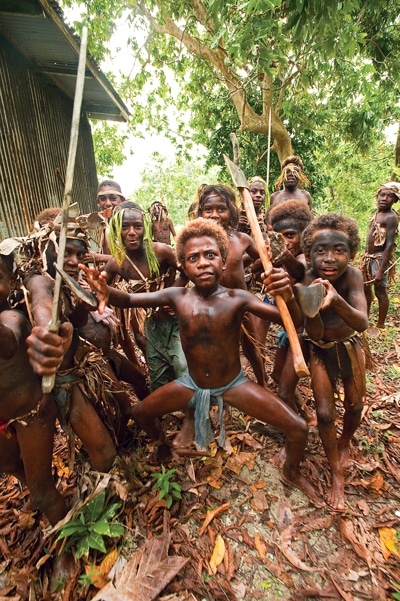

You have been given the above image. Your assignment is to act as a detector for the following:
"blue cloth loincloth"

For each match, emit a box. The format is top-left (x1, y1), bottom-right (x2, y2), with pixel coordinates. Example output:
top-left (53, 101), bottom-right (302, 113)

top-left (175, 369), bottom-right (249, 451)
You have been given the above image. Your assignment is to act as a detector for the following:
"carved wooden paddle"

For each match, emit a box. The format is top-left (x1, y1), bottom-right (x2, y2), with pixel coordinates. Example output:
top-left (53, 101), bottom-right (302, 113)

top-left (224, 155), bottom-right (309, 378)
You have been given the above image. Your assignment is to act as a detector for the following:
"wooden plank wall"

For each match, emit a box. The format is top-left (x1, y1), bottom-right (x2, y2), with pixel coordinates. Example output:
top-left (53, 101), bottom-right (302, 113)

top-left (0, 36), bottom-right (98, 240)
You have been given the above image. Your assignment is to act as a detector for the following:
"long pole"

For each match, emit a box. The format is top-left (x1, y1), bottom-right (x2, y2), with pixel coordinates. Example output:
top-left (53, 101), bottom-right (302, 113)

top-left (266, 106), bottom-right (272, 204)
top-left (42, 26), bottom-right (88, 393)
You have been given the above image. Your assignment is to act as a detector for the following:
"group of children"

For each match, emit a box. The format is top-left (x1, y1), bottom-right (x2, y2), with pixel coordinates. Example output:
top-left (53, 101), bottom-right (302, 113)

top-left (0, 167), bottom-right (398, 533)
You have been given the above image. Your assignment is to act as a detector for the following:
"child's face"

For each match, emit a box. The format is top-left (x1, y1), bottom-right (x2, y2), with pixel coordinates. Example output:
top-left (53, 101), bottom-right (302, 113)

top-left (0, 261), bottom-right (13, 305)
top-left (307, 229), bottom-right (350, 282)
top-left (63, 240), bottom-right (88, 281)
top-left (199, 195), bottom-right (230, 229)
top-left (283, 165), bottom-right (300, 187)
top-left (249, 183), bottom-right (265, 211)
top-left (183, 235), bottom-right (224, 289)
top-left (274, 225), bottom-right (301, 256)
top-left (377, 188), bottom-right (397, 211)
top-left (121, 210), bottom-right (145, 252)
top-left (97, 185), bottom-right (123, 211)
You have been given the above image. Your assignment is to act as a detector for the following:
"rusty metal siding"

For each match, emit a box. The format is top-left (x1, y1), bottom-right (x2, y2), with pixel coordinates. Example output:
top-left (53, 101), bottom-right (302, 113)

top-left (0, 35), bottom-right (98, 240)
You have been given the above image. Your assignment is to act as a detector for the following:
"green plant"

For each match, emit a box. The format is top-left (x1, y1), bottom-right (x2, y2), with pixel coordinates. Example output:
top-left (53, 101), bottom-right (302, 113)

top-left (261, 576), bottom-right (283, 596)
top-left (56, 489), bottom-right (124, 559)
top-left (151, 465), bottom-right (182, 509)
top-left (51, 575), bottom-right (68, 594)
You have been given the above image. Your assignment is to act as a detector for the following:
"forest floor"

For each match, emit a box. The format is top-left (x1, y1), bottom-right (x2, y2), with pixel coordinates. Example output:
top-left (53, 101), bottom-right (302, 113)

top-left (1, 298), bottom-right (400, 601)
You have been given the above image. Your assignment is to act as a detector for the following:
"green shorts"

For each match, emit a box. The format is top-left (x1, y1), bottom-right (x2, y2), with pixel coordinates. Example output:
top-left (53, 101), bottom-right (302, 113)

top-left (144, 314), bottom-right (187, 390)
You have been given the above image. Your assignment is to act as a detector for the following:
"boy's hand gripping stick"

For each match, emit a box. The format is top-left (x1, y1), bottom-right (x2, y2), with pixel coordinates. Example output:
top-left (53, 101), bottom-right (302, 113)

top-left (224, 155), bottom-right (309, 378)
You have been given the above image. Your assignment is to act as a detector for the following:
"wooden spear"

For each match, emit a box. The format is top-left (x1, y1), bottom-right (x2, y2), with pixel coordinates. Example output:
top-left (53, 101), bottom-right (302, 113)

top-left (224, 155), bottom-right (309, 378)
top-left (42, 26), bottom-right (88, 393)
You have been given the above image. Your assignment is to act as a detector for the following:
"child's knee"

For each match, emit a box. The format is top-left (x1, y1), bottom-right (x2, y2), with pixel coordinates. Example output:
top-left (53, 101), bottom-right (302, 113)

top-left (91, 445), bottom-right (116, 472)
top-left (345, 397), bottom-right (363, 415)
top-left (316, 405), bottom-right (336, 427)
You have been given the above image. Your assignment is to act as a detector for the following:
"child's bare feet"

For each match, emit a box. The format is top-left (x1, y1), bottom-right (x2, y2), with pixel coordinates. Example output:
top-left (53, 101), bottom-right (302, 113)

top-left (326, 473), bottom-right (345, 511)
top-left (282, 467), bottom-right (326, 508)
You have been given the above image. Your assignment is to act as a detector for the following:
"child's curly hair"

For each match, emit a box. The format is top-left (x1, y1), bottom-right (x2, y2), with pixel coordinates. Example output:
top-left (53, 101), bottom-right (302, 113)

top-left (176, 218), bottom-right (229, 266)
top-left (197, 184), bottom-right (239, 229)
top-left (301, 213), bottom-right (360, 259)
top-left (268, 199), bottom-right (312, 233)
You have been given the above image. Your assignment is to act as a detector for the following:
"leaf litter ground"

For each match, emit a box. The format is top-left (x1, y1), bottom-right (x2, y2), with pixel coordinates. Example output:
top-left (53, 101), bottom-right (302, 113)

top-left (1, 303), bottom-right (400, 601)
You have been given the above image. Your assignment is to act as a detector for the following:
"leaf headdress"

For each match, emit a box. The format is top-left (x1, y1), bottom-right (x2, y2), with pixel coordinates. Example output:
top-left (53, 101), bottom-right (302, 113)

top-left (109, 204), bottom-right (160, 276)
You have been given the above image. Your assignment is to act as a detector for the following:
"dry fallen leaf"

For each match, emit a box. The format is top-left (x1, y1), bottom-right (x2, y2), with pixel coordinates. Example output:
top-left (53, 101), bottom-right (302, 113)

top-left (250, 490), bottom-right (269, 511)
top-left (378, 527), bottom-right (400, 560)
top-left (208, 534), bottom-right (225, 575)
top-left (199, 502), bottom-right (230, 536)
top-left (339, 518), bottom-right (373, 568)
top-left (91, 532), bottom-right (188, 601)
top-left (225, 451), bottom-right (256, 475)
top-left (254, 532), bottom-right (267, 559)
top-left (279, 526), bottom-right (320, 572)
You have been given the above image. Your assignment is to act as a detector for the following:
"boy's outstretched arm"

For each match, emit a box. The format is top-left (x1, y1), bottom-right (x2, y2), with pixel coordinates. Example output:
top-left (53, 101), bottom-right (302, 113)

top-left (80, 265), bottom-right (177, 314)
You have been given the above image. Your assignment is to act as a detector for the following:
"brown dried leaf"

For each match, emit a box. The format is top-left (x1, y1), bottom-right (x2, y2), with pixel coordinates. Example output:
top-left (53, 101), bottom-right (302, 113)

top-left (91, 533), bottom-right (188, 601)
top-left (329, 574), bottom-right (354, 601)
top-left (199, 502), bottom-right (230, 536)
top-left (339, 518), bottom-right (373, 568)
top-left (254, 532), bottom-right (267, 559)
top-left (368, 471), bottom-right (384, 491)
top-left (208, 534), bottom-right (225, 575)
top-left (230, 432), bottom-right (263, 450)
top-left (250, 481), bottom-right (267, 491)
top-left (250, 490), bottom-right (269, 511)
top-left (279, 526), bottom-right (320, 572)
top-left (225, 452), bottom-right (256, 475)
top-left (299, 515), bottom-right (334, 533)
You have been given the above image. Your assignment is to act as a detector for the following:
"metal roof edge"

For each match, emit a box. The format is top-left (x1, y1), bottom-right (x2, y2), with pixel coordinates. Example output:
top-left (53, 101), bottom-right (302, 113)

top-left (36, 0), bottom-right (130, 122)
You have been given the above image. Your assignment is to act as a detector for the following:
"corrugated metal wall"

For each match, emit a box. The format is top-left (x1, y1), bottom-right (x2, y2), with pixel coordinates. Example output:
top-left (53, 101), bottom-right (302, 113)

top-left (0, 35), bottom-right (98, 240)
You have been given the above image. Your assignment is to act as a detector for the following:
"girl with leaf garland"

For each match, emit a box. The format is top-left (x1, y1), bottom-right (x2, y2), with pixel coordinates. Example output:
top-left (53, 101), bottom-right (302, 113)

top-left (103, 201), bottom-right (188, 391)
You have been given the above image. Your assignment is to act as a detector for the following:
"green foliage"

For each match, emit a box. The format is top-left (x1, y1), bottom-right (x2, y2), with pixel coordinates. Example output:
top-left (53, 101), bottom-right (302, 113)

top-left (133, 155), bottom-right (221, 227)
top-left (313, 138), bottom-right (396, 242)
top-left (56, 489), bottom-right (124, 559)
top-left (151, 465), bottom-right (182, 509)
top-left (92, 122), bottom-right (128, 178)
top-left (61, 0), bottom-right (399, 227)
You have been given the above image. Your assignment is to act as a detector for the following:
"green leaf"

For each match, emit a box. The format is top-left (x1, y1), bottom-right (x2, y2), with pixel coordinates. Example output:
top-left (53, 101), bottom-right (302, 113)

top-left (109, 523), bottom-right (125, 537)
top-left (87, 531), bottom-right (107, 554)
top-left (76, 536), bottom-right (90, 559)
top-left (101, 502), bottom-right (122, 521)
top-left (84, 490), bottom-right (106, 523)
top-left (92, 518), bottom-right (112, 536)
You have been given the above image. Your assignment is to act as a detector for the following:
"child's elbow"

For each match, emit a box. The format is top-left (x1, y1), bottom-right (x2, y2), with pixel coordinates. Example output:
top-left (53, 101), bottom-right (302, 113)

top-left (358, 316), bottom-right (369, 332)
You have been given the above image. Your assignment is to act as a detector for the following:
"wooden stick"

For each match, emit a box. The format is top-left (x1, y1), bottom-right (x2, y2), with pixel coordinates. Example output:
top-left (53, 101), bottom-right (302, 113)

top-left (224, 155), bottom-right (309, 378)
top-left (42, 26), bottom-right (88, 393)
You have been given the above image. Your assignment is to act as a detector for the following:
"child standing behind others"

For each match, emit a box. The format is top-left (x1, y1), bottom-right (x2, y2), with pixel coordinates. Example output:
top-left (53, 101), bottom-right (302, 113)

top-left (362, 182), bottom-right (399, 335)
top-left (298, 214), bottom-right (369, 511)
